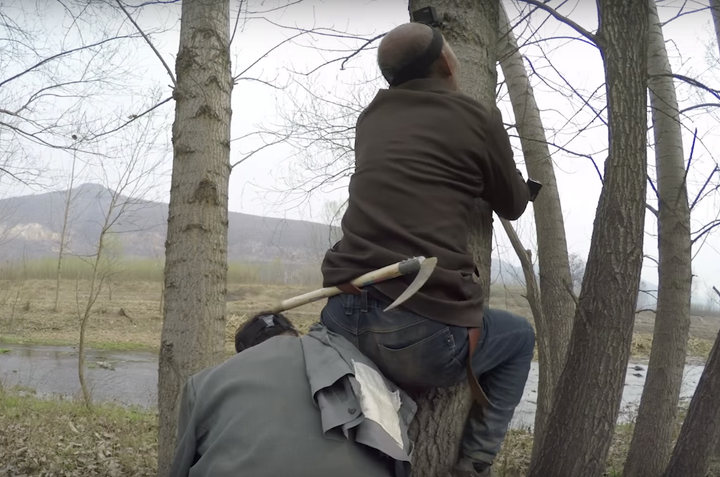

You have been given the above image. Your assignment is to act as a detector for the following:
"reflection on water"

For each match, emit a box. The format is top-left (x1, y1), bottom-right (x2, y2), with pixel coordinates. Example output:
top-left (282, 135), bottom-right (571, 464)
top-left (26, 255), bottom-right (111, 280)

top-left (510, 361), bottom-right (704, 429)
top-left (0, 344), bottom-right (157, 408)
top-left (0, 344), bottom-right (705, 430)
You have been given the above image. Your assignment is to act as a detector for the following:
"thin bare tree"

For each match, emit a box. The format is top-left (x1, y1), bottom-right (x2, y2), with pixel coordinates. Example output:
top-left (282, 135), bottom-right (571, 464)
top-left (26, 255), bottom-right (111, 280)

top-left (76, 113), bottom-right (166, 409)
top-left (497, 4), bottom-right (575, 454)
top-left (54, 138), bottom-right (83, 312)
top-left (527, 0), bottom-right (650, 475)
top-left (661, 285), bottom-right (720, 477)
top-left (623, 1), bottom-right (693, 475)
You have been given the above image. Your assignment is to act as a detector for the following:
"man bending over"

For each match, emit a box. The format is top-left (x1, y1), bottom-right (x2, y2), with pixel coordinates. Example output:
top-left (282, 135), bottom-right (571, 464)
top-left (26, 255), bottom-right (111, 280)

top-left (319, 22), bottom-right (535, 477)
top-left (170, 312), bottom-right (417, 477)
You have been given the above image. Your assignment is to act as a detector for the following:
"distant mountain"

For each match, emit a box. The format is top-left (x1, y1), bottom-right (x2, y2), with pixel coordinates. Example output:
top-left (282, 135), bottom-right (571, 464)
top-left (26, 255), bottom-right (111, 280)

top-left (0, 183), bottom-right (526, 283)
top-left (0, 183), bottom-right (338, 264)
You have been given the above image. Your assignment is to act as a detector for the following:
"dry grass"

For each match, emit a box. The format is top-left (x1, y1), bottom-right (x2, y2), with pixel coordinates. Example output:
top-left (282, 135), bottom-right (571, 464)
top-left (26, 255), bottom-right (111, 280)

top-left (494, 406), bottom-right (720, 477)
top-left (0, 390), bottom-right (157, 476)
top-left (4, 390), bottom-right (718, 477)
top-left (0, 279), bottom-right (325, 355)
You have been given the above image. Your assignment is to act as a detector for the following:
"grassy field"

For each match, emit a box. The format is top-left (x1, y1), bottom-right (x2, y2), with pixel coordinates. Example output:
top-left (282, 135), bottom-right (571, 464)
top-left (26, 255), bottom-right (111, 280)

top-left (1, 268), bottom-right (718, 359)
top-left (1, 260), bottom-right (719, 475)
top-left (2, 390), bottom-right (718, 477)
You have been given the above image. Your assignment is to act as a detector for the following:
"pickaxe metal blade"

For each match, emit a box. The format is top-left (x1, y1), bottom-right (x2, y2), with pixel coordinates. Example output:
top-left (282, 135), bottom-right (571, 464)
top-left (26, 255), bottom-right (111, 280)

top-left (268, 256), bottom-right (437, 314)
top-left (384, 256), bottom-right (437, 312)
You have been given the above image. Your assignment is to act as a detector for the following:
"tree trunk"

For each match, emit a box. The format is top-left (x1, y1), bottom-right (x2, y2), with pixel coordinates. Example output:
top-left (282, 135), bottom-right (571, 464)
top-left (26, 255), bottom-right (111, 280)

top-left (527, 1), bottom-right (649, 476)
top-left (623, 2), bottom-right (692, 476)
top-left (55, 151), bottom-right (77, 313)
top-left (156, 1), bottom-right (232, 475)
top-left (497, 4), bottom-right (575, 453)
top-left (406, 1), bottom-right (498, 476)
top-left (711, 0), bottom-right (720, 56)
top-left (78, 231), bottom-right (104, 410)
top-left (662, 329), bottom-right (720, 477)
top-left (78, 192), bottom-right (119, 410)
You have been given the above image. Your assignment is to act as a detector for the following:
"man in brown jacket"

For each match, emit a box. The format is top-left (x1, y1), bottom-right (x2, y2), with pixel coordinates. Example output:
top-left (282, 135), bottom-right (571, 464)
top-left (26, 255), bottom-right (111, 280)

top-left (319, 22), bottom-right (535, 477)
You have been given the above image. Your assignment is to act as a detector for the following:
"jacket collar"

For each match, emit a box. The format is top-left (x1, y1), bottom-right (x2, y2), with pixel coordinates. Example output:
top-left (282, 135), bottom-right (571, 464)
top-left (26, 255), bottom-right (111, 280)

top-left (391, 77), bottom-right (455, 93)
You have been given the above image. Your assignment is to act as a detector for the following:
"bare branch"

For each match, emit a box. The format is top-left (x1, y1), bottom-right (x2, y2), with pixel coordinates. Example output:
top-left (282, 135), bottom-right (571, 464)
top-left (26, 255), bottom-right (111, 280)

top-left (679, 102), bottom-right (720, 114)
top-left (646, 204), bottom-right (659, 218)
top-left (691, 220), bottom-right (720, 244)
top-left (231, 132), bottom-right (292, 169)
top-left (0, 34), bottom-right (138, 89)
top-left (86, 96), bottom-right (173, 141)
top-left (656, 73), bottom-right (720, 101)
top-left (340, 33), bottom-right (386, 70)
top-left (114, 0), bottom-right (176, 86)
top-left (229, 0), bottom-right (246, 47)
top-left (516, 0), bottom-right (598, 44)
top-left (647, 173), bottom-right (659, 199)
top-left (636, 308), bottom-right (657, 315)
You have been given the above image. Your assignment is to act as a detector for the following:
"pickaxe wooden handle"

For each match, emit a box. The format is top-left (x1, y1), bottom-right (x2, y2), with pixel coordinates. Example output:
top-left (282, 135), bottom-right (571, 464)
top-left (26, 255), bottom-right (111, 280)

top-left (268, 256), bottom-right (438, 314)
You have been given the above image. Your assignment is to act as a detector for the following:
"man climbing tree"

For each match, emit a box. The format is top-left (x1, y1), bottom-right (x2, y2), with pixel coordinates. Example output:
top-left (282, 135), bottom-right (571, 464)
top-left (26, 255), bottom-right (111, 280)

top-left (319, 21), bottom-right (537, 477)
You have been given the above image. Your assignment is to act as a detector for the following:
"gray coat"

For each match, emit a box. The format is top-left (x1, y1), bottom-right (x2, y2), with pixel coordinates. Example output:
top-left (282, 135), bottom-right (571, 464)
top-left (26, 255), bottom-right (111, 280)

top-left (170, 324), bottom-right (417, 477)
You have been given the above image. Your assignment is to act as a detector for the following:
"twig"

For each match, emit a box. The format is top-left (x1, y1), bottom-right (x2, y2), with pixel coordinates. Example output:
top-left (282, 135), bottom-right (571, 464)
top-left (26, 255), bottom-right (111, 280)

top-left (340, 33), bottom-right (386, 70)
top-left (636, 308), bottom-right (656, 315)
top-left (647, 174), bottom-right (659, 199)
top-left (87, 96), bottom-right (172, 140)
top-left (690, 165), bottom-right (719, 211)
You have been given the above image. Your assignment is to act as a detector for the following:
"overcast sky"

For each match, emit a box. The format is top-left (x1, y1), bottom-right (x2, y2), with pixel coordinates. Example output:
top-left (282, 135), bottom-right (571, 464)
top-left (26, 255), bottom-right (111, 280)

top-left (3, 0), bottom-right (719, 299)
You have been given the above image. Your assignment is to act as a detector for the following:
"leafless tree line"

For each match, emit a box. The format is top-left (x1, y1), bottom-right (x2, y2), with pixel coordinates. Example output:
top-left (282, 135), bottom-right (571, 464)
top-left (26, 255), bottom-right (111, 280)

top-left (3, 1), bottom-right (720, 477)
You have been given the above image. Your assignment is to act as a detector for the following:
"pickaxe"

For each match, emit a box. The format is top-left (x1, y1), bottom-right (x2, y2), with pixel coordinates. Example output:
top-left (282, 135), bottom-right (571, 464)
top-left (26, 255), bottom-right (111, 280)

top-left (268, 256), bottom-right (438, 314)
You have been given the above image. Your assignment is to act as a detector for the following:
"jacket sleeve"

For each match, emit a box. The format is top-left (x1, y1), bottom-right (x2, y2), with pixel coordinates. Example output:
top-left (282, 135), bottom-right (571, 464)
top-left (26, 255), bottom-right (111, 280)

top-left (169, 377), bottom-right (198, 477)
top-left (480, 106), bottom-right (530, 221)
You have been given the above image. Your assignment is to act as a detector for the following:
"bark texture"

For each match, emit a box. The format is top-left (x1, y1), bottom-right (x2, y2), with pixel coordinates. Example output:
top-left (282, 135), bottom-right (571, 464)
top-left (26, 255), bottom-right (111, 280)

top-left (712, 0), bottom-right (720, 56)
top-left (662, 329), bottom-right (720, 477)
top-left (156, 1), bottom-right (232, 475)
top-left (623, 2), bottom-right (692, 476)
top-left (406, 1), bottom-right (499, 475)
top-left (527, 1), bottom-right (649, 476)
top-left (497, 4), bottom-right (574, 452)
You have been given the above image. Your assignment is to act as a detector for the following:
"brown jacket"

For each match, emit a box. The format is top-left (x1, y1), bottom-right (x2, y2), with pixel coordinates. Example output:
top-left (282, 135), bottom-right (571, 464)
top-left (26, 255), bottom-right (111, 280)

top-left (321, 78), bottom-right (529, 328)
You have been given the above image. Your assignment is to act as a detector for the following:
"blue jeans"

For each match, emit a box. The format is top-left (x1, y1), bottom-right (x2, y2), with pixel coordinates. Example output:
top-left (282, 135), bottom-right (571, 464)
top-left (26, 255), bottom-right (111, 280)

top-left (320, 291), bottom-right (535, 464)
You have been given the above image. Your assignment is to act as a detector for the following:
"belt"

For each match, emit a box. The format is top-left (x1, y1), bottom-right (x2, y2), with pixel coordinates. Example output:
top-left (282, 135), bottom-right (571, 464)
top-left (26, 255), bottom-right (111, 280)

top-left (467, 327), bottom-right (490, 407)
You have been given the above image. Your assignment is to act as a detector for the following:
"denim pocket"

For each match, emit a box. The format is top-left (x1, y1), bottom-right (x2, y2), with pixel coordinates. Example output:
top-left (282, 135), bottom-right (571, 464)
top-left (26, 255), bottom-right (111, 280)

top-left (374, 326), bottom-right (463, 389)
